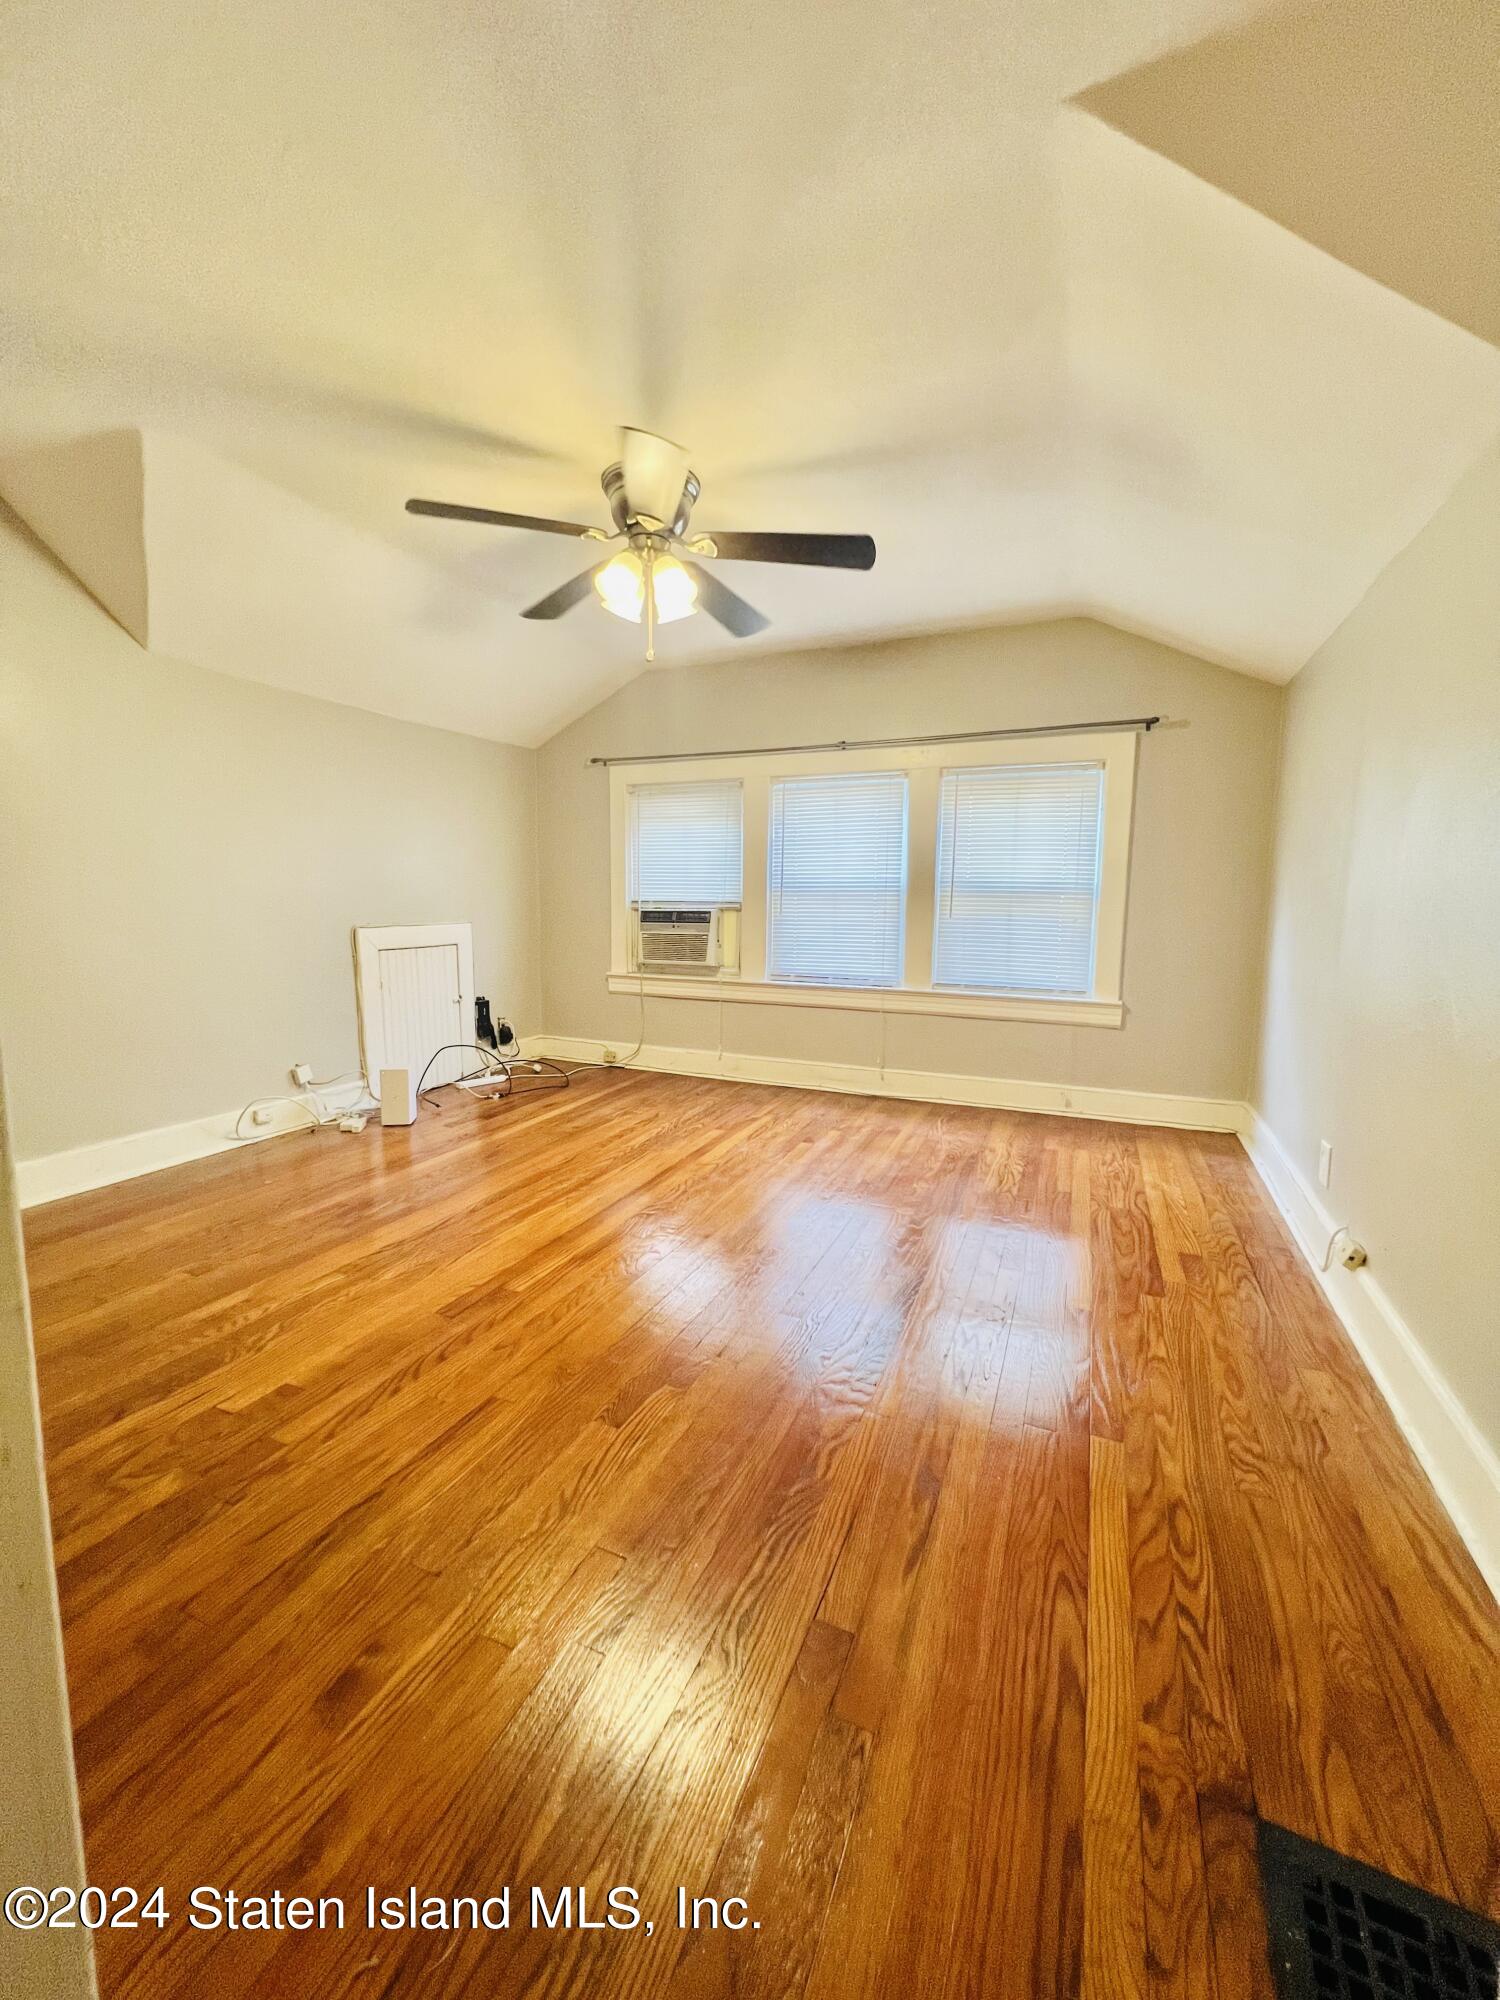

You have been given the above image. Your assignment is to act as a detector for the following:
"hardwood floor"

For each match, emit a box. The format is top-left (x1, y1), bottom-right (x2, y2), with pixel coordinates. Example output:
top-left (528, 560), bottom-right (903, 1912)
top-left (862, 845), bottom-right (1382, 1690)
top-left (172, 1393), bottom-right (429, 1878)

top-left (23, 1072), bottom-right (1499, 1998)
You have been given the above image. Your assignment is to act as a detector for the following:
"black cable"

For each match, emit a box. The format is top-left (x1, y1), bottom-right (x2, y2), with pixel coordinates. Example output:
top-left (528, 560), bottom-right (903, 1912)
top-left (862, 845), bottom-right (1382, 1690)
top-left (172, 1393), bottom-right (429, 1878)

top-left (501, 1062), bottom-right (572, 1096)
top-left (413, 1042), bottom-right (511, 1106)
top-left (412, 1043), bottom-right (573, 1113)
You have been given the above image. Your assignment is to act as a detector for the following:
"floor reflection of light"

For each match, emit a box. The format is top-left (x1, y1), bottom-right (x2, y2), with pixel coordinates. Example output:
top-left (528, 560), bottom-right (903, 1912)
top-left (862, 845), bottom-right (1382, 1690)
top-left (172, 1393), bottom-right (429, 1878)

top-left (616, 1193), bottom-right (1092, 1419)
top-left (911, 1214), bottom-right (1092, 1426)
top-left (613, 1223), bottom-right (730, 1311)
top-left (560, 1618), bottom-right (727, 1804)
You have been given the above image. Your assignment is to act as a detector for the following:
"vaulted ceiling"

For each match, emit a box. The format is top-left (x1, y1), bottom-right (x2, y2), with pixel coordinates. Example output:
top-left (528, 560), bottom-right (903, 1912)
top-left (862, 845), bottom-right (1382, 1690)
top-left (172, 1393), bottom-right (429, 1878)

top-left (3, 0), bottom-right (1497, 745)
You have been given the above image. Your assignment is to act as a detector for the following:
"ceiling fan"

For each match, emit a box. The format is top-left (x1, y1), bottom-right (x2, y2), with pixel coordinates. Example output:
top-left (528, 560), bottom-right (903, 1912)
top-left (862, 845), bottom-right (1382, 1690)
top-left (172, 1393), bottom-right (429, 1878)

top-left (406, 427), bottom-right (876, 661)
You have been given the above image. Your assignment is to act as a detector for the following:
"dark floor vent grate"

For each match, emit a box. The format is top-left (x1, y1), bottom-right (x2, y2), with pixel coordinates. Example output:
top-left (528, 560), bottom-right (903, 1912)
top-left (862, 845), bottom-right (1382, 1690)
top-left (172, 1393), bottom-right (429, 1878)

top-left (1258, 1821), bottom-right (1500, 2000)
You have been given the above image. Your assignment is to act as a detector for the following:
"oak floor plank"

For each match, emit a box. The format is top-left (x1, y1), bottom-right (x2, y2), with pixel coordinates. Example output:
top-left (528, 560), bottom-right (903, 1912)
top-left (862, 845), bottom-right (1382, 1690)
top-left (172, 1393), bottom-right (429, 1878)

top-left (1083, 1435), bottom-right (1148, 2000)
top-left (955, 1421), bottom-right (1088, 2000)
top-left (1085, 1128), bottom-right (1161, 1440)
top-left (670, 1618), bottom-right (854, 2000)
top-left (1125, 1389), bottom-right (1217, 2000)
top-left (704, 1703), bottom-right (870, 2000)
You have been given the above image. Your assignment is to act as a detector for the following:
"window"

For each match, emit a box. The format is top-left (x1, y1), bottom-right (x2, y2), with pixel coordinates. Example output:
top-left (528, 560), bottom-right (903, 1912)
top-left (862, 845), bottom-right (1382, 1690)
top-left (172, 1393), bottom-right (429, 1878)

top-left (932, 762), bottom-right (1104, 995)
top-left (608, 730), bottom-right (1134, 1027)
top-left (767, 772), bottom-right (907, 987)
top-left (629, 780), bottom-right (743, 905)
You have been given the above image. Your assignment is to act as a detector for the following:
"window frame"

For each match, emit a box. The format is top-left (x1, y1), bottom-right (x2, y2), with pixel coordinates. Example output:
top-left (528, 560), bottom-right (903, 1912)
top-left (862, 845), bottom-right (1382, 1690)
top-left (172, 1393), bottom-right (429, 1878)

top-left (607, 731), bottom-right (1137, 1028)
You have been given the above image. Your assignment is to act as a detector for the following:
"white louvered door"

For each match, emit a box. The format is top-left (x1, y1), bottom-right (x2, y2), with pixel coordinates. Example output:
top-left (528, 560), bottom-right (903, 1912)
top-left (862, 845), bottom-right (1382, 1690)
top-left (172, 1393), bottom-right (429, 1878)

top-left (378, 945), bottom-right (464, 1088)
top-left (353, 924), bottom-right (475, 1093)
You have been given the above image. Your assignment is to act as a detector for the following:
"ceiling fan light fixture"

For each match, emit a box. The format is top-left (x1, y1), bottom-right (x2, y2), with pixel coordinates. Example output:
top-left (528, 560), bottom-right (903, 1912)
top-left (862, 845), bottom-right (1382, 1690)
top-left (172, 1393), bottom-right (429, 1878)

top-left (410, 426), bottom-right (873, 646)
top-left (593, 549), bottom-right (698, 626)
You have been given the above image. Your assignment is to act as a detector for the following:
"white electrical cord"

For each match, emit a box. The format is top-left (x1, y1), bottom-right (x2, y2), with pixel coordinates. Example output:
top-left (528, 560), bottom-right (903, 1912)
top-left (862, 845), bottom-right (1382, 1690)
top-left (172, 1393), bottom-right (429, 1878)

top-left (515, 974), bottom-right (648, 1076)
top-left (231, 1096), bottom-right (336, 1142)
top-left (1314, 1223), bottom-right (1357, 1272)
top-left (232, 1074), bottom-right (377, 1142)
top-left (304, 1078), bottom-right (378, 1123)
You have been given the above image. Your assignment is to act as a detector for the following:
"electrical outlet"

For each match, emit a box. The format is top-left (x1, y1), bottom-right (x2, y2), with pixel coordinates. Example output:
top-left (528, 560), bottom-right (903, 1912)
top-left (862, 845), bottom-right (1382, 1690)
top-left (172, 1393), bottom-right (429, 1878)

top-left (602, 1046), bottom-right (619, 1065)
top-left (1317, 1139), bottom-right (1333, 1189)
top-left (291, 1062), bottom-right (313, 1089)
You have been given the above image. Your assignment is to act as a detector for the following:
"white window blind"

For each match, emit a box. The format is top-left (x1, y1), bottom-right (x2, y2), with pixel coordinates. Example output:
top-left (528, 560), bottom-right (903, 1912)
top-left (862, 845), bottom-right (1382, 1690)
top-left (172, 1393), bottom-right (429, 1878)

top-left (932, 762), bottom-right (1104, 996)
top-left (767, 772), bottom-right (908, 987)
top-left (629, 780), bottom-right (743, 905)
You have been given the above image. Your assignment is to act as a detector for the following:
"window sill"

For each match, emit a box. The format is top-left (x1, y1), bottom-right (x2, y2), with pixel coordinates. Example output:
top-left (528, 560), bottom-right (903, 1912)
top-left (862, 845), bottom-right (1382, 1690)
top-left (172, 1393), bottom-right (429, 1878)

top-left (606, 972), bottom-right (1123, 1029)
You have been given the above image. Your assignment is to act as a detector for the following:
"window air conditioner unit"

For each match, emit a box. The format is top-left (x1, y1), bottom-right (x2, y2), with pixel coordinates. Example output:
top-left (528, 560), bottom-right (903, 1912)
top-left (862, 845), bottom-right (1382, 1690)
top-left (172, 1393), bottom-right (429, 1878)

top-left (634, 906), bottom-right (728, 972)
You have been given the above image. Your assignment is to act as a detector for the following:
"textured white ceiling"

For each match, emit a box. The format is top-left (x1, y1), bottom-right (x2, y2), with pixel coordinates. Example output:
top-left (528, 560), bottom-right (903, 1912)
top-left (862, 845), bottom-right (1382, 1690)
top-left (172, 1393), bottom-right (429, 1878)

top-left (2, 0), bottom-right (1497, 744)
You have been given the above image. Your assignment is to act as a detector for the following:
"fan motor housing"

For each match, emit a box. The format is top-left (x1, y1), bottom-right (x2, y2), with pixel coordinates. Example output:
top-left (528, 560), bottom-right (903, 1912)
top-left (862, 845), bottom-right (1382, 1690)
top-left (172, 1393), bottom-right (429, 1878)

top-left (602, 461), bottom-right (700, 537)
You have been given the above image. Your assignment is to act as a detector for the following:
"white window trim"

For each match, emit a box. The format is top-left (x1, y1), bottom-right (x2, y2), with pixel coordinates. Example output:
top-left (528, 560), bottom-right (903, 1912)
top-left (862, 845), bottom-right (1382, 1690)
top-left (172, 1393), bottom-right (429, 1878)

top-left (607, 732), bottom-right (1137, 1029)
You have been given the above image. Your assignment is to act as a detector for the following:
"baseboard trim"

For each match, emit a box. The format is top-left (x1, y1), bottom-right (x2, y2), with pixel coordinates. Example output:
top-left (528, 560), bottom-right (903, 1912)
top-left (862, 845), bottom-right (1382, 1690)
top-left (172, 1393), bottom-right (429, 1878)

top-left (528, 1033), bottom-right (1248, 1133)
top-left (1241, 1110), bottom-right (1499, 1604)
top-left (18, 1097), bottom-right (335, 1210)
top-left (17, 1050), bottom-right (1243, 1209)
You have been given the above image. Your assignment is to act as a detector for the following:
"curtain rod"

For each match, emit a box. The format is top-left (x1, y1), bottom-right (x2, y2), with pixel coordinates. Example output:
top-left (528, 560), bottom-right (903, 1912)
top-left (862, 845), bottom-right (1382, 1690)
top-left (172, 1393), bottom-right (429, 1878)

top-left (588, 715), bottom-right (1161, 767)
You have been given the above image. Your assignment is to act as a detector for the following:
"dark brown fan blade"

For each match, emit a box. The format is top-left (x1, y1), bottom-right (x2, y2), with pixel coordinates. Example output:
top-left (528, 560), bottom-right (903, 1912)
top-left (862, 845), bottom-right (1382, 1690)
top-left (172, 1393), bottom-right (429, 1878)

top-left (698, 530), bottom-right (875, 570)
top-left (682, 562), bottom-right (770, 638)
top-left (520, 565), bottom-right (604, 620)
top-left (407, 497), bottom-right (600, 538)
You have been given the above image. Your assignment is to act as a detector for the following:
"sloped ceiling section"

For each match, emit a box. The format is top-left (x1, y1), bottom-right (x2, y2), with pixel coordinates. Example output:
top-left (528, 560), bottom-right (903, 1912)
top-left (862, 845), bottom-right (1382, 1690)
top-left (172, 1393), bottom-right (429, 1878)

top-left (137, 436), bottom-right (620, 746)
top-left (1, 430), bottom-right (149, 646)
top-left (1056, 111), bottom-right (1500, 680)
top-left (1, 431), bottom-right (642, 744)
top-left (1078, 0), bottom-right (1500, 350)
top-left (1, 0), bottom-right (1497, 746)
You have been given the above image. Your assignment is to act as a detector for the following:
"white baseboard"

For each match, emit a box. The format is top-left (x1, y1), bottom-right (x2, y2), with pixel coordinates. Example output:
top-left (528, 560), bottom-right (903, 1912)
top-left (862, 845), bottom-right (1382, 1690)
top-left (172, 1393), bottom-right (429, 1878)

top-left (1241, 1111), bottom-right (1499, 1604)
top-left (16, 1092), bottom-right (356, 1210)
top-left (527, 1033), bottom-right (1248, 1133)
top-left (17, 1041), bottom-right (1243, 1211)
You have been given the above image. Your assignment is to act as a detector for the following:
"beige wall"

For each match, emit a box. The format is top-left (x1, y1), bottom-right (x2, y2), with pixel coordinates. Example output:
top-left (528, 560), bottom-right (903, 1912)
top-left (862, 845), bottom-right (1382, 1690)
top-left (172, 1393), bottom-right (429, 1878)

top-left (1254, 439), bottom-right (1500, 1455)
top-left (0, 1050), bottom-right (94, 1998)
top-left (536, 619), bottom-right (1283, 1102)
top-left (0, 506), bottom-right (539, 1163)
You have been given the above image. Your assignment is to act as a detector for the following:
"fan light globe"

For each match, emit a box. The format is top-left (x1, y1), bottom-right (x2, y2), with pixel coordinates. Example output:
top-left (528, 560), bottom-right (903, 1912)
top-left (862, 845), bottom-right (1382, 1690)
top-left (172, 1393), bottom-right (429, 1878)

top-left (650, 554), bottom-right (698, 622)
top-left (594, 551), bottom-right (645, 621)
top-left (593, 550), bottom-right (698, 626)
